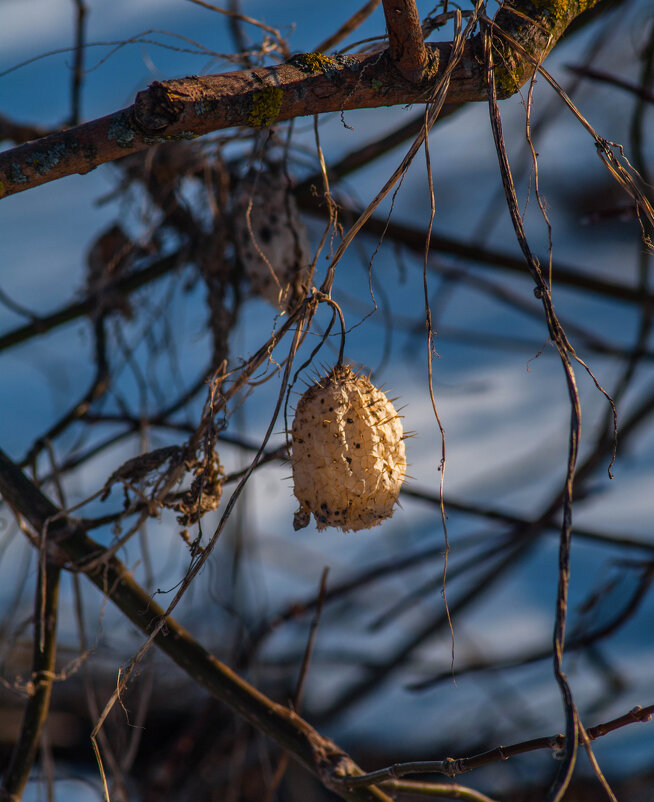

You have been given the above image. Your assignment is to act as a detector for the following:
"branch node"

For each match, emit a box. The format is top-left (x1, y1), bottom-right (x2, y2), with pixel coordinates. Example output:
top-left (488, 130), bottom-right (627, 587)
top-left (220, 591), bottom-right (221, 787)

top-left (134, 81), bottom-right (187, 132)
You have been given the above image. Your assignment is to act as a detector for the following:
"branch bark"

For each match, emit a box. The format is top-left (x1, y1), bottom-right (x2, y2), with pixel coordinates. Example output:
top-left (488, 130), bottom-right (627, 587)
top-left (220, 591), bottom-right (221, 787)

top-left (382, 0), bottom-right (431, 83)
top-left (0, 0), bottom-right (600, 199)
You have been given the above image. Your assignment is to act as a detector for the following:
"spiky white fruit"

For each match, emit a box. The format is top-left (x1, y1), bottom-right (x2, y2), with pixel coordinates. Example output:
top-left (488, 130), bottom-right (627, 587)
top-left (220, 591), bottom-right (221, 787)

top-left (233, 169), bottom-right (310, 311)
top-left (291, 365), bottom-right (406, 532)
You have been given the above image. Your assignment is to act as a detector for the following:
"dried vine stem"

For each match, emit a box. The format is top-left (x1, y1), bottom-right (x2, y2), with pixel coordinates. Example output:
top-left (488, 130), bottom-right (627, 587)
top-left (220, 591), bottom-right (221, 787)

top-left (0, 0), bottom-right (603, 198)
top-left (484, 22), bottom-right (585, 802)
top-left (484, 15), bottom-right (654, 233)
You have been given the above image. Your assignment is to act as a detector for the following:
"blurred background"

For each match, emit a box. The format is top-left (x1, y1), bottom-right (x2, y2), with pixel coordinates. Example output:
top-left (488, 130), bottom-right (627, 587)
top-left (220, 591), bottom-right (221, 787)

top-left (1, 0), bottom-right (654, 799)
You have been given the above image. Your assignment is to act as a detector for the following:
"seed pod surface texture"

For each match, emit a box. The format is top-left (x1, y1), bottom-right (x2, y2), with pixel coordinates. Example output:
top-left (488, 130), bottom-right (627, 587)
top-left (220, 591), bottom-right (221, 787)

top-left (291, 365), bottom-right (406, 532)
top-left (233, 169), bottom-right (310, 311)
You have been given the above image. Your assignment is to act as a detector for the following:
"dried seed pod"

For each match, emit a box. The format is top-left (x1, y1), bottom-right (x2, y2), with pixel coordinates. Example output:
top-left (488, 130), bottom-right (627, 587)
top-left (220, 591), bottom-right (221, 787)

top-left (291, 365), bottom-right (406, 532)
top-left (233, 168), bottom-right (310, 311)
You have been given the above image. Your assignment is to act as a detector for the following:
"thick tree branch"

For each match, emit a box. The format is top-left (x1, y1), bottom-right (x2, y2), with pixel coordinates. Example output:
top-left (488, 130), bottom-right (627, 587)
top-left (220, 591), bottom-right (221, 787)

top-left (0, 0), bottom-right (599, 199)
top-left (0, 449), bottom-right (390, 802)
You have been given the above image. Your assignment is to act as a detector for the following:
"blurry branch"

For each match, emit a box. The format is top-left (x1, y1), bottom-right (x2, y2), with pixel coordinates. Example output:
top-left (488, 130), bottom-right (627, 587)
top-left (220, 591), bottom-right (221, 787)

top-left (315, 0), bottom-right (382, 54)
top-left (186, 0), bottom-right (290, 58)
top-left (420, 324), bottom-right (654, 360)
top-left (379, 781), bottom-right (498, 801)
top-left (0, 0), bottom-right (601, 198)
top-left (310, 375), bottom-right (654, 722)
top-left (567, 64), bottom-right (654, 104)
top-left (0, 448), bottom-right (392, 802)
top-left (69, 0), bottom-right (88, 126)
top-left (294, 105), bottom-right (461, 189)
top-left (4, 193), bottom-right (650, 365)
top-left (0, 248), bottom-right (186, 353)
top-left (299, 200), bottom-right (654, 307)
top-left (22, 317), bottom-right (109, 468)
top-left (425, 265), bottom-right (618, 353)
top-left (412, 563), bottom-right (654, 689)
top-left (403, 485), bottom-right (654, 554)
top-left (0, 559), bottom-right (61, 802)
top-left (314, 540), bottom-right (529, 724)
top-left (267, 567), bottom-right (330, 800)
top-left (340, 703), bottom-right (654, 789)
top-left (248, 505), bottom-right (654, 659)
top-left (0, 113), bottom-right (50, 145)
top-left (24, 368), bottom-right (211, 486)
top-left (0, 198), bottom-right (654, 358)
top-left (247, 539), bottom-right (482, 655)
top-left (225, 0), bottom-right (252, 67)
top-left (2, 215), bottom-right (651, 369)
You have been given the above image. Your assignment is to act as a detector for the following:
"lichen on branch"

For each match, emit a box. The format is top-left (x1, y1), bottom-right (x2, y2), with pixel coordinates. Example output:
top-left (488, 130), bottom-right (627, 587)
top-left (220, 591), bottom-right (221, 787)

top-left (0, 0), bottom-right (601, 198)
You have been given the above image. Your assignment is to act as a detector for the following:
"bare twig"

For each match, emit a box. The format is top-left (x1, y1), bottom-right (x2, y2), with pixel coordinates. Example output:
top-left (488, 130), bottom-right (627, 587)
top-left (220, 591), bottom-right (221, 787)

top-left (297, 200), bottom-right (654, 307)
top-left (0, 113), bottom-right (50, 144)
top-left (22, 316), bottom-right (109, 468)
top-left (340, 703), bottom-right (654, 788)
top-left (567, 63), bottom-right (654, 104)
top-left (267, 567), bottom-right (330, 801)
top-left (316, 0), bottom-right (383, 54)
top-left (185, 0), bottom-right (290, 58)
top-left (411, 563), bottom-right (654, 688)
top-left (69, 0), bottom-right (88, 126)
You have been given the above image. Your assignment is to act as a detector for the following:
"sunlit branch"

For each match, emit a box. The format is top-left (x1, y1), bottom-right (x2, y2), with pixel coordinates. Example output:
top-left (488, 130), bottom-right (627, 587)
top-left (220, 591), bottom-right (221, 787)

top-left (0, 0), bottom-right (601, 198)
